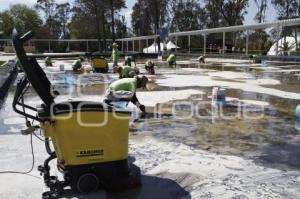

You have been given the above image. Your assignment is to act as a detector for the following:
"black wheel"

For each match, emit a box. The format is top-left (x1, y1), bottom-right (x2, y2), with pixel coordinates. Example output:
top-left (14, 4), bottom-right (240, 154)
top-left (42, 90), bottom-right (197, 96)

top-left (76, 173), bottom-right (99, 193)
top-left (100, 66), bottom-right (109, 73)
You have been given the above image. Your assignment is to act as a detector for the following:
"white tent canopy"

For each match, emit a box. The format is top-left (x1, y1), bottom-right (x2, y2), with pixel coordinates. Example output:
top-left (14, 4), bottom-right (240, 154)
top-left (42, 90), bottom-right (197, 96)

top-left (166, 41), bottom-right (179, 49)
top-left (268, 36), bottom-right (299, 56)
top-left (143, 41), bottom-right (180, 53)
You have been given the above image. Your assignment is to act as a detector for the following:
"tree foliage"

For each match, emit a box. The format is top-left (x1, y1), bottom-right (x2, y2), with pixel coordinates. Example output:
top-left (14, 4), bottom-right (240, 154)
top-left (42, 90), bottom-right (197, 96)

top-left (0, 4), bottom-right (42, 37)
top-left (131, 0), bottom-right (153, 36)
top-left (254, 0), bottom-right (267, 23)
top-left (131, 0), bottom-right (171, 35)
top-left (271, 0), bottom-right (297, 19)
top-left (69, 0), bottom-right (125, 50)
top-left (55, 3), bottom-right (71, 39)
top-left (170, 0), bottom-right (206, 32)
top-left (204, 0), bottom-right (249, 27)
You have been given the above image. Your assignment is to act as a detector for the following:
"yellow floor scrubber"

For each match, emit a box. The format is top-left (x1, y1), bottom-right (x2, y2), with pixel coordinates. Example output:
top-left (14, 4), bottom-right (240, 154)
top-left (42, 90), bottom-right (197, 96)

top-left (89, 52), bottom-right (109, 73)
top-left (12, 30), bottom-right (141, 199)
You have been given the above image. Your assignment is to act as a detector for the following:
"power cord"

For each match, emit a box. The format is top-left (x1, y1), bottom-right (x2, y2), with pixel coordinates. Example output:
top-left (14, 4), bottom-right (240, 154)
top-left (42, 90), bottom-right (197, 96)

top-left (0, 133), bottom-right (35, 175)
top-left (33, 129), bottom-right (46, 142)
top-left (0, 81), bottom-right (39, 176)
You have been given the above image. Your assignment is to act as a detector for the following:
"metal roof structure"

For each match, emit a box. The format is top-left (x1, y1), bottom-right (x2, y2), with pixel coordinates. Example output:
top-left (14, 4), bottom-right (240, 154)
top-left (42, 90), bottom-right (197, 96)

top-left (1, 18), bottom-right (300, 56)
top-left (117, 18), bottom-right (300, 41)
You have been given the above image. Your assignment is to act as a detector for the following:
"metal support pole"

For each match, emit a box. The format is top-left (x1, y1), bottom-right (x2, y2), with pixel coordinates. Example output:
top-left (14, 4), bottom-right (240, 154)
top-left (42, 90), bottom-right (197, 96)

top-left (147, 39), bottom-right (149, 54)
top-left (188, 35), bottom-right (191, 54)
top-left (48, 40), bottom-right (51, 53)
top-left (86, 41), bottom-right (89, 52)
top-left (132, 40), bottom-right (135, 52)
top-left (175, 36), bottom-right (178, 52)
top-left (68, 41), bottom-right (70, 52)
top-left (275, 25), bottom-right (282, 56)
top-left (276, 40), bottom-right (279, 56)
top-left (203, 34), bottom-right (207, 55)
top-left (223, 32), bottom-right (226, 54)
top-left (122, 40), bottom-right (124, 52)
top-left (139, 40), bottom-right (141, 53)
top-left (246, 30), bottom-right (249, 56)
top-left (127, 41), bottom-right (129, 52)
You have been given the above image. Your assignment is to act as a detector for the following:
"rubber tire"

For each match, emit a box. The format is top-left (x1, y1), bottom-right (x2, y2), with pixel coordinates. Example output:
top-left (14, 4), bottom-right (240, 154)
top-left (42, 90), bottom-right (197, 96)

top-left (76, 173), bottom-right (100, 193)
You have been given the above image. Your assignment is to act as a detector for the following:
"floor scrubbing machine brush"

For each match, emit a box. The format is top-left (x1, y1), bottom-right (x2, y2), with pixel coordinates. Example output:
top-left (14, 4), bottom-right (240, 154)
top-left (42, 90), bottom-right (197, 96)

top-left (12, 30), bottom-right (141, 199)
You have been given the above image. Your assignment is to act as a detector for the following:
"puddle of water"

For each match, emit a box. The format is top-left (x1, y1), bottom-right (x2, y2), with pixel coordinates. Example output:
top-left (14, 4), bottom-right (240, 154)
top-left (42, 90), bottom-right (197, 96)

top-left (1, 60), bottom-right (300, 171)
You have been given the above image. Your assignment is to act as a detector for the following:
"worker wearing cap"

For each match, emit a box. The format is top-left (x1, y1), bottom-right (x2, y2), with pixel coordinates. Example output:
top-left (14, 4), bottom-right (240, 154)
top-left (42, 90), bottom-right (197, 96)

top-left (72, 57), bottom-right (84, 71)
top-left (112, 43), bottom-right (120, 69)
top-left (45, 57), bottom-right (53, 66)
top-left (167, 53), bottom-right (176, 67)
top-left (104, 76), bottom-right (149, 112)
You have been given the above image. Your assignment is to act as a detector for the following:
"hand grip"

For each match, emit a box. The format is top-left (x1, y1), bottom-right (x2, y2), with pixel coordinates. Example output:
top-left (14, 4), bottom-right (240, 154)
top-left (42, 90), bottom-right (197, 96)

top-left (20, 31), bottom-right (34, 43)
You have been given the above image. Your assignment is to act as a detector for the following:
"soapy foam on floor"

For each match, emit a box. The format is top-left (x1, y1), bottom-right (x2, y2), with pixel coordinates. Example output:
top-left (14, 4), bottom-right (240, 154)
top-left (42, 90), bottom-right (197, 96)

top-left (156, 74), bottom-right (300, 100)
top-left (131, 136), bottom-right (300, 199)
top-left (208, 71), bottom-right (254, 79)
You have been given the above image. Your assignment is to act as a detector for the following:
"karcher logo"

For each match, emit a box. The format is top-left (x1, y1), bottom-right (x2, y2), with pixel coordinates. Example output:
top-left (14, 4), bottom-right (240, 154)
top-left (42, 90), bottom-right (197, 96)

top-left (76, 149), bottom-right (104, 158)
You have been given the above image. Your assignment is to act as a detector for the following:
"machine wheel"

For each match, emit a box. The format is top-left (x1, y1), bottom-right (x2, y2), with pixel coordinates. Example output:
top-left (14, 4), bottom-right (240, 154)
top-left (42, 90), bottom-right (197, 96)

top-left (76, 173), bottom-right (100, 193)
top-left (102, 66), bottom-right (109, 73)
top-left (95, 66), bottom-right (108, 73)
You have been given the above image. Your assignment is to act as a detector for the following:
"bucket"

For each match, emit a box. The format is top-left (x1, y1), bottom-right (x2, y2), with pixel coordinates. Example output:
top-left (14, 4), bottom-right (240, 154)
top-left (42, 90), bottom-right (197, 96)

top-left (295, 119), bottom-right (300, 131)
top-left (59, 64), bottom-right (65, 71)
top-left (296, 105), bottom-right (300, 118)
top-left (63, 74), bottom-right (74, 85)
top-left (261, 60), bottom-right (267, 67)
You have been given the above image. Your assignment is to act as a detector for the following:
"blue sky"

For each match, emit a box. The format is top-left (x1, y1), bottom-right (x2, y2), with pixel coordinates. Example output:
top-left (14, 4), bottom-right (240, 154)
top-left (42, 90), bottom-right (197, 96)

top-left (0, 0), bottom-right (278, 26)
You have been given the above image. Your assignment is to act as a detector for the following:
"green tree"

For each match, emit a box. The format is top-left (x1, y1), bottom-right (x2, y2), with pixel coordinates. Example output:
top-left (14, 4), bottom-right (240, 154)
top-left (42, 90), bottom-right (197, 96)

top-left (254, 0), bottom-right (267, 23)
top-left (0, 4), bottom-right (42, 37)
top-left (131, 0), bottom-right (153, 36)
top-left (70, 0), bottom-right (125, 51)
top-left (204, 0), bottom-right (249, 27)
top-left (55, 3), bottom-right (71, 39)
top-left (272, 0), bottom-right (297, 45)
top-left (108, 0), bottom-right (126, 42)
top-left (131, 0), bottom-right (171, 52)
top-left (249, 30), bottom-right (271, 54)
top-left (171, 0), bottom-right (206, 32)
top-left (35, 0), bottom-right (57, 37)
top-left (204, 0), bottom-right (222, 28)
top-left (271, 0), bottom-right (296, 19)
top-left (115, 15), bottom-right (127, 38)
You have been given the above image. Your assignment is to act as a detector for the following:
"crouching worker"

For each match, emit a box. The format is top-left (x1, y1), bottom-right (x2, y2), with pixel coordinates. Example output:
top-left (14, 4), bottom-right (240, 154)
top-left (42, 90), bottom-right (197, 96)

top-left (117, 65), bottom-right (136, 79)
top-left (145, 60), bottom-right (155, 74)
top-left (198, 55), bottom-right (206, 64)
top-left (104, 76), bottom-right (149, 112)
top-left (72, 57), bottom-right (84, 71)
top-left (45, 57), bottom-right (53, 66)
top-left (167, 53), bottom-right (176, 68)
top-left (125, 56), bottom-right (139, 74)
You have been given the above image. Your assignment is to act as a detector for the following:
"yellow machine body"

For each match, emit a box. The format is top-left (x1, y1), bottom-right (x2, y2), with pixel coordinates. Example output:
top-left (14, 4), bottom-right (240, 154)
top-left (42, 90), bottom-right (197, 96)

top-left (91, 58), bottom-right (108, 69)
top-left (41, 110), bottom-right (130, 166)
